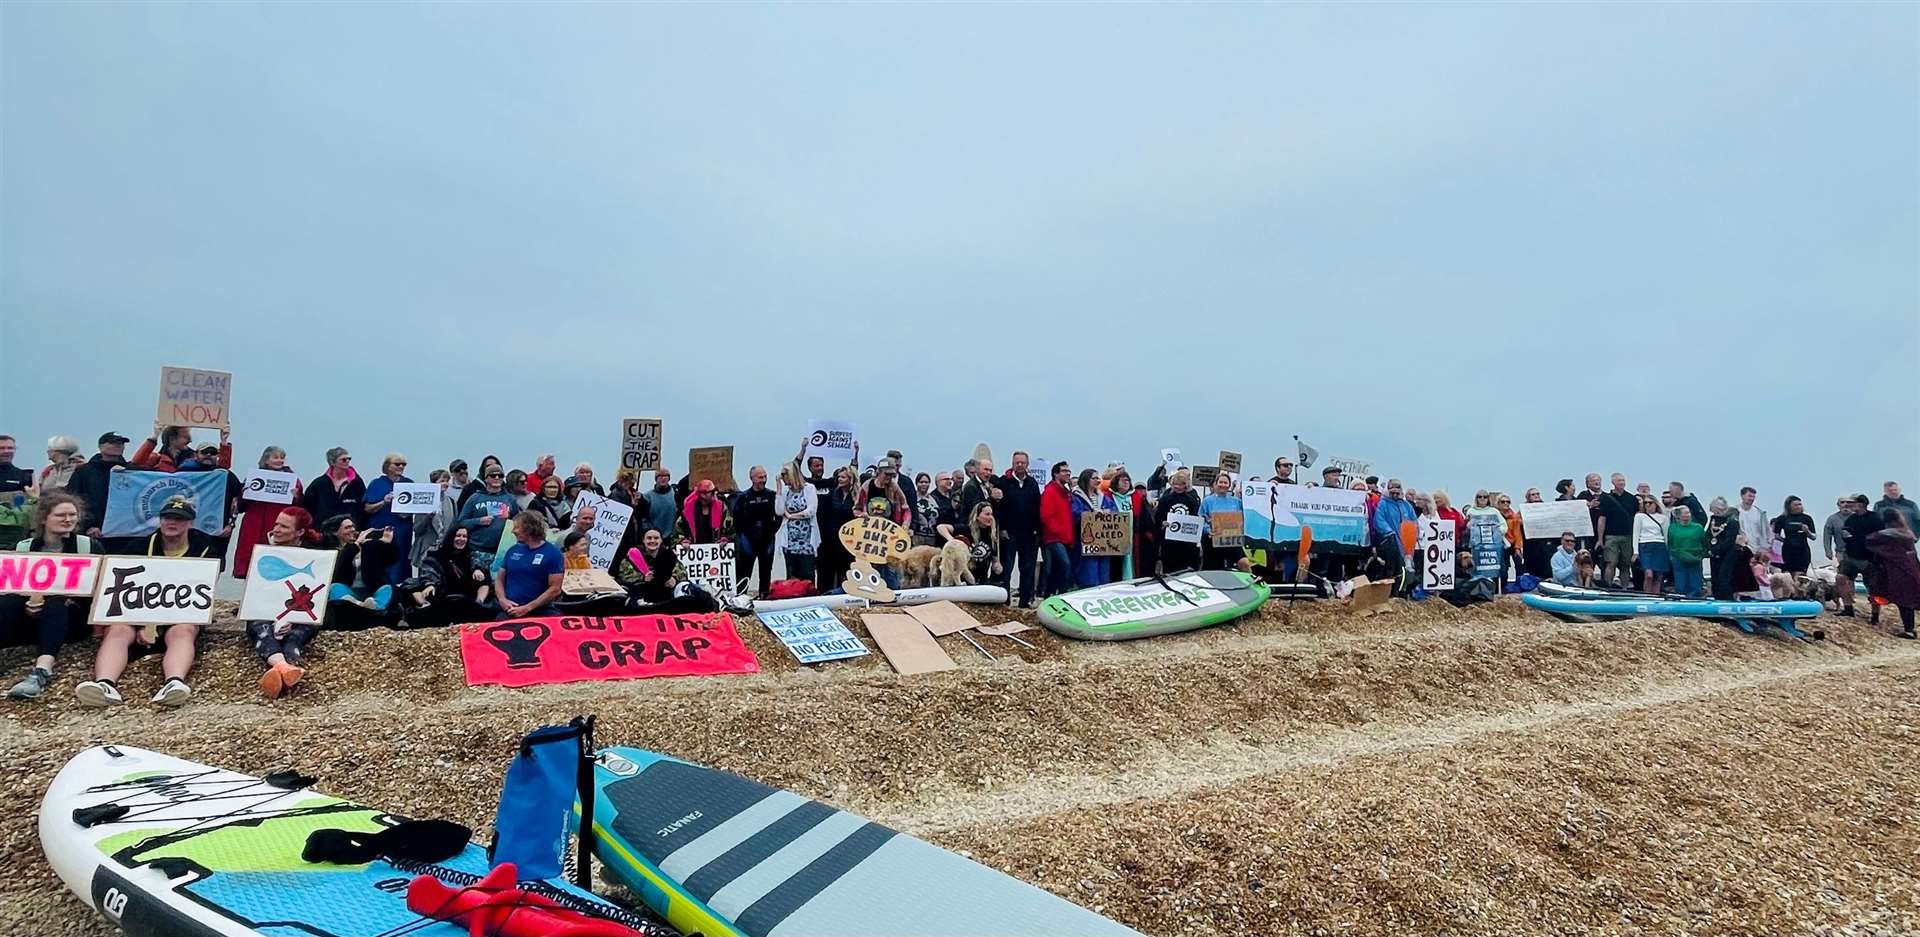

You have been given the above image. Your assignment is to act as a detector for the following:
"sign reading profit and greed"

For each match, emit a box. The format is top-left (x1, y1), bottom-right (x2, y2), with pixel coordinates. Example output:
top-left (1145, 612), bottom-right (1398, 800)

top-left (1080, 511), bottom-right (1130, 557)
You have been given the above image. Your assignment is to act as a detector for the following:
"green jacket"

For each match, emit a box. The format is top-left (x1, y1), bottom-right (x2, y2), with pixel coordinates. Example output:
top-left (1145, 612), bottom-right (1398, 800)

top-left (1667, 520), bottom-right (1707, 563)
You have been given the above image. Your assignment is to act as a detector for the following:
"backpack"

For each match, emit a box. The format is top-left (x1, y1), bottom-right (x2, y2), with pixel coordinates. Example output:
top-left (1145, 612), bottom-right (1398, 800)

top-left (768, 578), bottom-right (816, 600)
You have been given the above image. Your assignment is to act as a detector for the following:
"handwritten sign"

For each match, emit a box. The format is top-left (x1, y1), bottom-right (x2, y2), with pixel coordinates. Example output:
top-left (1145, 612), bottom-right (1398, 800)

top-left (1080, 511), bottom-right (1130, 557)
top-left (1420, 517), bottom-right (1456, 591)
top-left (88, 556), bottom-right (220, 628)
top-left (1217, 451), bottom-right (1243, 476)
top-left (238, 546), bottom-right (337, 627)
top-left (1190, 465), bottom-right (1220, 490)
top-left (0, 552), bottom-right (102, 597)
top-left (839, 516), bottom-right (912, 565)
top-left (675, 541), bottom-right (738, 596)
top-left (1327, 456), bottom-right (1373, 481)
top-left (391, 482), bottom-right (440, 514)
top-left (460, 614), bottom-right (760, 688)
top-left (241, 469), bottom-right (298, 505)
top-left (805, 419), bottom-right (858, 465)
top-left (759, 605), bottom-right (869, 664)
top-left (622, 419), bottom-right (662, 472)
top-left (1163, 511), bottom-right (1203, 544)
top-left (689, 446), bottom-right (737, 491)
top-left (1210, 511), bottom-right (1245, 548)
top-left (573, 492), bottom-right (634, 570)
top-left (157, 366), bottom-right (232, 429)
top-left (1518, 500), bottom-right (1595, 539)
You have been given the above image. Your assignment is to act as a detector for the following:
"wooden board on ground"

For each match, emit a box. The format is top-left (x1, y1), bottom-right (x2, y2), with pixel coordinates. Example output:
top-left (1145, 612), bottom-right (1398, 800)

top-left (903, 600), bottom-right (981, 637)
top-left (1349, 579), bottom-right (1394, 616)
top-left (976, 621), bottom-right (1033, 637)
top-left (862, 613), bottom-right (957, 675)
top-left (1080, 511), bottom-right (1130, 557)
top-left (688, 446), bottom-right (737, 491)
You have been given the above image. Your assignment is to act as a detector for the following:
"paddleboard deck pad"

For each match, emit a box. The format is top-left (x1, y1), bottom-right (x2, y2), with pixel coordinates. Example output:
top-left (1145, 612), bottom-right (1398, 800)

top-left (40, 744), bottom-right (649, 937)
top-left (1037, 570), bottom-right (1270, 640)
top-left (583, 746), bottom-right (1144, 937)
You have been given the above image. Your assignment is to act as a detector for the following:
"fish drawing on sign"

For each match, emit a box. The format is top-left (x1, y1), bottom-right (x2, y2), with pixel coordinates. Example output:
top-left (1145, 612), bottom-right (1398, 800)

top-left (258, 555), bottom-right (317, 582)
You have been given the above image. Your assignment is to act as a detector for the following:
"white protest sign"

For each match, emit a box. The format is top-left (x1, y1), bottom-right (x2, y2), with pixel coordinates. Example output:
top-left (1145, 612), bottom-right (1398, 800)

top-left (622, 418), bottom-right (663, 471)
top-left (805, 419), bottom-right (858, 465)
top-left (1160, 448), bottom-right (1184, 471)
top-left (241, 469), bottom-right (298, 505)
top-left (1163, 510), bottom-right (1203, 544)
top-left (1519, 500), bottom-right (1595, 540)
top-left (758, 604), bottom-right (869, 664)
top-left (88, 556), bottom-right (220, 627)
top-left (0, 552), bottom-right (102, 597)
top-left (675, 541), bottom-right (738, 596)
top-left (572, 492), bottom-right (634, 570)
top-left (238, 546), bottom-right (337, 626)
top-left (1327, 456), bottom-right (1373, 480)
top-left (1419, 517), bottom-right (1456, 591)
top-left (391, 483), bottom-right (440, 514)
top-left (1027, 456), bottom-right (1049, 487)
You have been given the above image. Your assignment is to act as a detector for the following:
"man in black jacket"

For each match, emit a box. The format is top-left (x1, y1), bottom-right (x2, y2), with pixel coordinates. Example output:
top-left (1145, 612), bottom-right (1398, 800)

top-left (65, 432), bottom-right (130, 538)
top-left (731, 466), bottom-right (780, 597)
top-left (995, 451), bottom-right (1043, 607)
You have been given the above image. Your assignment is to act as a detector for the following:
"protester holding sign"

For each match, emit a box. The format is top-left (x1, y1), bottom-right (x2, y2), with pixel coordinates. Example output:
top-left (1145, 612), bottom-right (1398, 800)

top-left (361, 453), bottom-right (415, 584)
top-left (1154, 469), bottom-right (1203, 573)
top-left (131, 424), bottom-right (231, 474)
top-left (2, 494), bottom-right (100, 700)
top-left (1200, 472), bottom-right (1245, 571)
top-left (1069, 469), bottom-right (1116, 586)
top-left (611, 526), bottom-right (683, 605)
top-left (233, 446), bottom-right (304, 580)
top-left (775, 464), bottom-right (820, 584)
top-left (75, 496), bottom-right (212, 708)
top-left (455, 465), bottom-right (516, 567)
top-left (245, 509), bottom-right (320, 700)
top-left (608, 467), bottom-right (639, 507)
top-left (1110, 468), bottom-right (1143, 580)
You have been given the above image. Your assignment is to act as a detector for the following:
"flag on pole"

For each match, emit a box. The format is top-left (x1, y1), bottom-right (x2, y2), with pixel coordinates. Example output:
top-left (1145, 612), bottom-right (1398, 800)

top-left (1294, 436), bottom-right (1319, 470)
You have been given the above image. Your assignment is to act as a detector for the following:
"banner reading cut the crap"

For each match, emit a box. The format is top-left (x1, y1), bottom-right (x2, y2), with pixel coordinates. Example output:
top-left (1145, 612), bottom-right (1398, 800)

top-left (460, 613), bottom-right (760, 688)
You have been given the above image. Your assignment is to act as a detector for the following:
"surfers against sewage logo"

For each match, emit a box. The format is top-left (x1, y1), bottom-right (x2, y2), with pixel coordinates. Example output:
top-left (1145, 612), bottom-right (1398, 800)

top-left (1062, 573), bottom-right (1230, 623)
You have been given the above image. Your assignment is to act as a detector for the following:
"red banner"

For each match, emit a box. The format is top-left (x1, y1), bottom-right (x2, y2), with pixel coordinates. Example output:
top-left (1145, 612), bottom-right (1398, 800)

top-left (460, 614), bottom-right (760, 688)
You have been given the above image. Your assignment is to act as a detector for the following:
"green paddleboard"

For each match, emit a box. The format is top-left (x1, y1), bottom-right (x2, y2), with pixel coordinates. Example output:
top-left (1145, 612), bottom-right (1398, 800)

top-left (1037, 570), bottom-right (1269, 640)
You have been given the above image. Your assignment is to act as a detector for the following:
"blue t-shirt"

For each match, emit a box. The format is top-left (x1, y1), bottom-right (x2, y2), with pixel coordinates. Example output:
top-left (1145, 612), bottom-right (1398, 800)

top-left (500, 540), bottom-right (563, 606)
top-left (1200, 493), bottom-right (1242, 534)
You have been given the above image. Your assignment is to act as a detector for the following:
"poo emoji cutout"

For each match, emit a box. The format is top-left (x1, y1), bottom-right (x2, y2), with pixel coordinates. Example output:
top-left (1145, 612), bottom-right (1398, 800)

top-left (842, 561), bottom-right (895, 603)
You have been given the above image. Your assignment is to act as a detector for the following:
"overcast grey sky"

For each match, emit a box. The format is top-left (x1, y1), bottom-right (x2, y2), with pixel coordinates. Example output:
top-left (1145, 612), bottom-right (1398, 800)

top-left (3, 2), bottom-right (1915, 506)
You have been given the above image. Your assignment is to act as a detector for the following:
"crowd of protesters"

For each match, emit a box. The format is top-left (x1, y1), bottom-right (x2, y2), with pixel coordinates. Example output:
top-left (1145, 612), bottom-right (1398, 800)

top-left (2, 427), bottom-right (1917, 709)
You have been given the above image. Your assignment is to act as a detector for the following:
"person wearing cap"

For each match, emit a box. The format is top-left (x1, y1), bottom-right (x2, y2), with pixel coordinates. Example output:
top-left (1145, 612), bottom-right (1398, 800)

top-left (885, 449), bottom-right (924, 534)
top-left (455, 455), bottom-right (498, 512)
top-left (130, 423), bottom-right (232, 474)
top-left (455, 464), bottom-right (517, 568)
top-left (66, 432), bottom-right (131, 537)
top-left (1837, 494), bottom-right (1885, 617)
top-left (858, 458), bottom-right (911, 526)
top-left (73, 495), bottom-right (213, 708)
top-left (675, 479), bottom-right (735, 547)
top-left (3, 493), bottom-right (101, 700)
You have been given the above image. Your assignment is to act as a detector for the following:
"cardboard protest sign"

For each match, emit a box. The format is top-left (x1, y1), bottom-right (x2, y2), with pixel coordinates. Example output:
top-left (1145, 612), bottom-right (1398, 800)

top-left (805, 420), bottom-right (858, 465)
top-left (1190, 465), bottom-right (1220, 490)
top-left (1217, 451), bottom-right (1243, 476)
top-left (88, 557), bottom-right (220, 628)
top-left (391, 482), bottom-right (440, 514)
top-left (1327, 456), bottom-right (1373, 481)
top-left (1518, 500), bottom-right (1595, 539)
top-left (0, 552), bottom-right (102, 597)
top-left (861, 613), bottom-right (956, 675)
top-left (1239, 480), bottom-right (1369, 548)
top-left (1163, 510), bottom-right (1203, 544)
top-left (1469, 513), bottom-right (1504, 580)
top-left (238, 546), bottom-right (337, 627)
top-left (759, 605), bottom-right (869, 664)
top-left (104, 470), bottom-right (228, 537)
top-left (562, 568), bottom-right (623, 595)
top-left (675, 541), bottom-right (737, 596)
top-left (689, 446), bottom-right (737, 491)
top-left (903, 600), bottom-right (981, 637)
top-left (839, 516), bottom-right (912, 565)
top-left (622, 419), bottom-right (663, 471)
top-left (1080, 511), bottom-right (1130, 557)
top-left (573, 492), bottom-right (633, 570)
top-left (460, 614), bottom-right (760, 688)
top-left (1209, 511), bottom-right (1245, 548)
top-left (241, 469), bottom-right (298, 505)
top-left (976, 621), bottom-right (1033, 637)
top-left (157, 366), bottom-right (232, 430)
top-left (1419, 517), bottom-right (1456, 591)
top-left (1347, 579), bottom-right (1393, 615)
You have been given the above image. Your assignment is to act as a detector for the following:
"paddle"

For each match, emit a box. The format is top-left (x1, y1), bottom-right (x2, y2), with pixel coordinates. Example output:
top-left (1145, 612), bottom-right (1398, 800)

top-left (1398, 520), bottom-right (1418, 595)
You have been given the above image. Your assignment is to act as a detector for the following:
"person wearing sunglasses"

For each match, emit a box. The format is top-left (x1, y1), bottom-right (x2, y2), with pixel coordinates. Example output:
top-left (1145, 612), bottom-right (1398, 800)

top-left (455, 466), bottom-right (518, 568)
top-left (301, 447), bottom-right (366, 530)
top-left (361, 452), bottom-right (416, 583)
top-left (1494, 493), bottom-right (1525, 586)
top-left (1632, 495), bottom-right (1669, 594)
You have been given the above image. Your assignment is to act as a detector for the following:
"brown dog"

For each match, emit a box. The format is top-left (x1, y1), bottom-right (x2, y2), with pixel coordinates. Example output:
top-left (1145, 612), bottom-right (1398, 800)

top-left (936, 540), bottom-right (975, 587)
top-left (1573, 549), bottom-right (1596, 588)
top-left (899, 545), bottom-right (941, 588)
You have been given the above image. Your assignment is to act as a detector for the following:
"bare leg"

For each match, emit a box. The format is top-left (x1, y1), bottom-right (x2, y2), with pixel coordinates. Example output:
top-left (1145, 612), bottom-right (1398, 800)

top-left (1838, 573), bottom-right (1856, 612)
top-left (93, 627), bottom-right (135, 681)
top-left (161, 625), bottom-right (199, 681)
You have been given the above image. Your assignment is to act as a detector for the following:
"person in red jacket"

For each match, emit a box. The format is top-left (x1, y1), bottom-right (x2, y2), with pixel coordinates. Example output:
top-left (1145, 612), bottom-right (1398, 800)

top-left (1038, 461), bottom-right (1075, 597)
top-left (129, 424), bottom-right (231, 473)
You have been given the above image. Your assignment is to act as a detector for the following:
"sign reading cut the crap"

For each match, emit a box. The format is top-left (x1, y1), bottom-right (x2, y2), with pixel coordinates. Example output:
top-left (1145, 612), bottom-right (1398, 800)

top-left (1079, 511), bottom-right (1130, 557)
top-left (0, 552), bottom-right (102, 597)
top-left (88, 556), bottom-right (220, 627)
top-left (157, 366), bottom-right (232, 430)
top-left (839, 516), bottom-right (911, 565)
top-left (622, 419), bottom-right (662, 471)
top-left (675, 541), bottom-right (737, 596)
top-left (460, 614), bottom-right (760, 688)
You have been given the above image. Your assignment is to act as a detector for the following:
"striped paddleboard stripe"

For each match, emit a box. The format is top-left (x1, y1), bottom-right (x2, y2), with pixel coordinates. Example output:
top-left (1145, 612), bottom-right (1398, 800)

top-left (658, 791), bottom-right (808, 880)
top-left (735, 821), bottom-right (897, 935)
top-left (704, 811), bottom-right (874, 922)
top-left (683, 801), bottom-right (837, 901)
